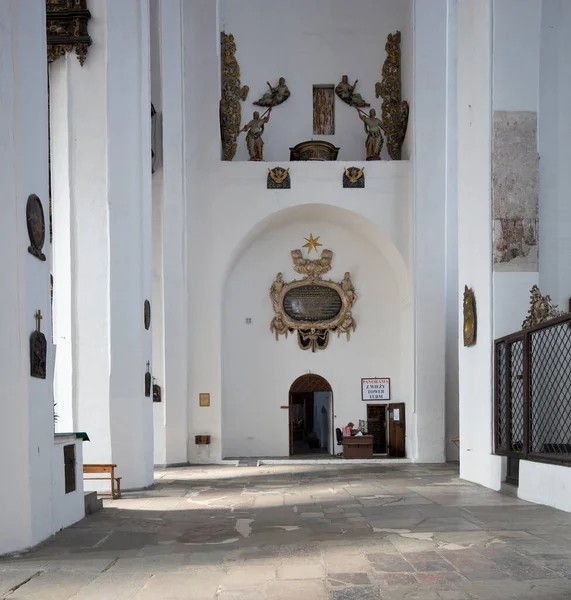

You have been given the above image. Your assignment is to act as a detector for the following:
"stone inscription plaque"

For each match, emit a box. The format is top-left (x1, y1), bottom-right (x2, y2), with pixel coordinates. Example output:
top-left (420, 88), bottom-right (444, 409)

top-left (283, 285), bottom-right (342, 322)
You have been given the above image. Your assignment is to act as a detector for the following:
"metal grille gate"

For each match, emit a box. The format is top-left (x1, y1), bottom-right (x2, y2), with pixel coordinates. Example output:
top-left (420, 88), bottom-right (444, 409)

top-left (494, 314), bottom-right (571, 484)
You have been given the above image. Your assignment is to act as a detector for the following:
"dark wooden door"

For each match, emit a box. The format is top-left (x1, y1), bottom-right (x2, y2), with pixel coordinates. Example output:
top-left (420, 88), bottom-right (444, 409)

top-left (288, 392), bottom-right (293, 456)
top-left (367, 404), bottom-right (387, 453)
top-left (387, 403), bottom-right (406, 457)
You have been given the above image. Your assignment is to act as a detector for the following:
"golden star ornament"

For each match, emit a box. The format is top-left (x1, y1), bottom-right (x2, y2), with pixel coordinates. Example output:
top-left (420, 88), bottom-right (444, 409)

top-left (303, 233), bottom-right (323, 254)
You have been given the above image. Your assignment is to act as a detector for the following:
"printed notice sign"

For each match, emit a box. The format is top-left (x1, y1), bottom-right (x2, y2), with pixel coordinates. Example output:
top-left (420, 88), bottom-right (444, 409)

top-left (361, 378), bottom-right (390, 401)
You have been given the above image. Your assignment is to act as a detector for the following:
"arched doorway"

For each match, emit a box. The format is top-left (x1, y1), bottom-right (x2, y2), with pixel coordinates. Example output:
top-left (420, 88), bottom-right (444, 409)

top-left (289, 374), bottom-right (333, 456)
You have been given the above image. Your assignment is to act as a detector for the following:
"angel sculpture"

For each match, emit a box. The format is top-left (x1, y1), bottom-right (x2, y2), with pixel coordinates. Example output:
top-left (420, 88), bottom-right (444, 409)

top-left (253, 77), bottom-right (290, 107)
top-left (238, 109), bottom-right (272, 161)
top-left (335, 75), bottom-right (370, 108)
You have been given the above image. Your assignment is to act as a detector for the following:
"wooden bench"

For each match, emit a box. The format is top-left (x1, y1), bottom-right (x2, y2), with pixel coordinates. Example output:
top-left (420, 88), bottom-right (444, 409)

top-left (83, 464), bottom-right (121, 499)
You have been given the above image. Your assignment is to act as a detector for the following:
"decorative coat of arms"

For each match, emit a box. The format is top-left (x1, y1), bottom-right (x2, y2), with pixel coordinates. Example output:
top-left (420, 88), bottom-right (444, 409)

top-left (343, 166), bottom-right (365, 188)
top-left (269, 248), bottom-right (357, 352)
top-left (267, 166), bottom-right (290, 189)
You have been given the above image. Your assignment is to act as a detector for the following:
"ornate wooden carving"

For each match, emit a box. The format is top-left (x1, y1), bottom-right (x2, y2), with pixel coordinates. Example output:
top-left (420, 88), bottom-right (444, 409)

top-left (220, 32), bottom-right (249, 161)
top-left (46, 0), bottom-right (92, 66)
top-left (289, 140), bottom-right (340, 161)
top-left (376, 31), bottom-right (409, 160)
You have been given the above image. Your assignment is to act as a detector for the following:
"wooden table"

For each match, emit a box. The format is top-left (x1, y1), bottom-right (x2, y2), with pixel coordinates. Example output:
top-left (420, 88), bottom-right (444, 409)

top-left (342, 435), bottom-right (374, 459)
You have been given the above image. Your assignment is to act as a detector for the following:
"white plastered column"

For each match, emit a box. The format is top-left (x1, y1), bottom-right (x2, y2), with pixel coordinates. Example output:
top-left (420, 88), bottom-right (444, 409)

top-left (412, 0), bottom-right (449, 462)
top-left (457, 0), bottom-right (503, 489)
top-left (0, 0), bottom-right (54, 553)
top-left (150, 0), bottom-right (189, 466)
top-left (50, 0), bottom-right (153, 489)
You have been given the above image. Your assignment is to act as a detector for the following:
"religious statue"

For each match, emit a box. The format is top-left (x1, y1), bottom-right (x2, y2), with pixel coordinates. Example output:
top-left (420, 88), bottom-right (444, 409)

top-left (356, 108), bottom-right (384, 160)
top-left (254, 77), bottom-right (290, 107)
top-left (522, 285), bottom-right (565, 329)
top-left (270, 272), bottom-right (284, 313)
top-left (336, 312), bottom-right (357, 340)
top-left (270, 314), bottom-right (289, 341)
top-left (239, 109), bottom-right (272, 161)
top-left (335, 75), bottom-right (370, 108)
top-left (342, 272), bottom-right (357, 308)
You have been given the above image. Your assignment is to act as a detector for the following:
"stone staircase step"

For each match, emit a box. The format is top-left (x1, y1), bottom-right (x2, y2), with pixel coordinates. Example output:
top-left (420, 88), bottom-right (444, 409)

top-left (84, 491), bottom-right (103, 515)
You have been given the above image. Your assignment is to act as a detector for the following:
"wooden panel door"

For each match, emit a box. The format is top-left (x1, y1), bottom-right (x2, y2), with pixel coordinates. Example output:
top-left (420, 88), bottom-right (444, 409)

top-left (367, 404), bottom-right (387, 454)
top-left (387, 403), bottom-right (406, 458)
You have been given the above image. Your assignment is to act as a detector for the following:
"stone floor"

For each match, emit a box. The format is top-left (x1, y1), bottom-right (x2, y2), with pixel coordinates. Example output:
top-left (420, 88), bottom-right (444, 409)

top-left (2, 463), bottom-right (571, 599)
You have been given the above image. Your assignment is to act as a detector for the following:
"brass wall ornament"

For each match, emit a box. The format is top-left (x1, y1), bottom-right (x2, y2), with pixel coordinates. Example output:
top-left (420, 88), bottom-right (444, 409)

top-left (220, 32), bottom-right (249, 161)
top-left (375, 31), bottom-right (409, 160)
top-left (46, 0), bottom-right (92, 66)
top-left (269, 249), bottom-right (357, 352)
top-left (463, 286), bottom-right (476, 347)
top-left (267, 166), bottom-right (290, 189)
top-left (522, 285), bottom-right (565, 329)
top-left (343, 166), bottom-right (365, 188)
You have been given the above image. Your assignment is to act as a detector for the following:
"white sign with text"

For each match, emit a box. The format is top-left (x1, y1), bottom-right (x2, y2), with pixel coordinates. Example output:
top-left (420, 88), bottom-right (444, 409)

top-left (361, 378), bottom-right (390, 401)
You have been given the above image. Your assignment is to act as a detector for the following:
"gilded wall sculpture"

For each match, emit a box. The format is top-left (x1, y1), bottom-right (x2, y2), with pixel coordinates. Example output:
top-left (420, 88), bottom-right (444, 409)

top-left (376, 31), bottom-right (409, 160)
top-left (220, 32), bottom-right (249, 161)
top-left (269, 248), bottom-right (357, 352)
top-left (343, 167), bottom-right (365, 189)
top-left (267, 167), bottom-right (290, 189)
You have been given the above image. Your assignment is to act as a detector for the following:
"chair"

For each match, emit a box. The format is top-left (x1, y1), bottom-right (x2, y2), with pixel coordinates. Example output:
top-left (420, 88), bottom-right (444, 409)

top-left (335, 428), bottom-right (343, 456)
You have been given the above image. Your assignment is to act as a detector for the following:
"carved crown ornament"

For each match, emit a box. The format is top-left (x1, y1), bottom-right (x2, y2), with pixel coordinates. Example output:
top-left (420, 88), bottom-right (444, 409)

top-left (46, 0), bottom-right (92, 66)
top-left (269, 247), bottom-right (357, 352)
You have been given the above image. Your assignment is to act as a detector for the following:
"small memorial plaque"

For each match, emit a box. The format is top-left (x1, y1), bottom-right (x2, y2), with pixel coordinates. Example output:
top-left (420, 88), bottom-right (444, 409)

top-left (283, 285), bottom-right (342, 322)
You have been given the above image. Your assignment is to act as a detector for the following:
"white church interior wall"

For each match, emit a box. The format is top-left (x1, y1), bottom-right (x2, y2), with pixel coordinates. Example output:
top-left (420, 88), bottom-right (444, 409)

top-left (457, 0), bottom-right (504, 490)
top-left (539, 0), bottom-right (571, 310)
top-left (222, 219), bottom-right (405, 458)
top-left (491, 0), bottom-right (540, 339)
top-left (219, 0), bottom-right (412, 162)
top-left (51, 437), bottom-right (84, 533)
top-left (518, 460), bottom-right (571, 513)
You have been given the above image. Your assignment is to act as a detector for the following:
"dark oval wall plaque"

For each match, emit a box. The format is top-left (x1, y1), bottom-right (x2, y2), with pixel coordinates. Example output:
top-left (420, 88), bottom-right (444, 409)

top-left (144, 299), bottom-right (151, 330)
top-left (26, 194), bottom-right (46, 261)
top-left (283, 285), bottom-right (342, 322)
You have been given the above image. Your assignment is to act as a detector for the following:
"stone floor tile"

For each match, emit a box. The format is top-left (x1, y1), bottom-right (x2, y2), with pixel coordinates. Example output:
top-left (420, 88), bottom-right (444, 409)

top-left (328, 586), bottom-right (381, 599)
top-left (327, 572), bottom-right (372, 587)
top-left (221, 565), bottom-right (276, 587)
top-left (67, 573), bottom-right (153, 599)
top-left (5, 572), bottom-right (97, 599)
top-left (134, 573), bottom-right (219, 599)
top-left (413, 571), bottom-right (463, 584)
top-left (370, 572), bottom-right (416, 585)
top-left (367, 553), bottom-right (415, 573)
top-left (277, 563), bottom-right (326, 579)
top-left (266, 579), bottom-right (327, 599)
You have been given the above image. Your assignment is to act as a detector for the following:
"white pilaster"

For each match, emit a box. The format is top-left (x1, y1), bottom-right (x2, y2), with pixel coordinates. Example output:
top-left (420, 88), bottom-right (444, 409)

top-left (152, 0), bottom-right (189, 465)
top-left (0, 0), bottom-right (53, 553)
top-left (412, 0), bottom-right (449, 462)
top-left (50, 0), bottom-right (153, 489)
top-left (457, 0), bottom-right (503, 489)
